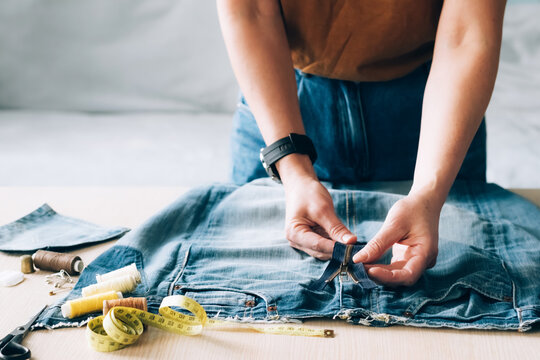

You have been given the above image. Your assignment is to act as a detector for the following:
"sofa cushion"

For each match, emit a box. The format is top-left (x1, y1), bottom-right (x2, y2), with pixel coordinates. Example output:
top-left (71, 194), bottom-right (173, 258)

top-left (0, 0), bottom-right (238, 113)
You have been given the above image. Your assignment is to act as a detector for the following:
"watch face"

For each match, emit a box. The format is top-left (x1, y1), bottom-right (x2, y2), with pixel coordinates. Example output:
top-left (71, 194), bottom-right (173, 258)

top-left (260, 149), bottom-right (281, 183)
top-left (259, 151), bottom-right (269, 170)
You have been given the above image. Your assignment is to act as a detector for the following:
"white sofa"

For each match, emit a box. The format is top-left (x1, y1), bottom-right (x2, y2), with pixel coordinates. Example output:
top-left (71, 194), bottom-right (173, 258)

top-left (0, 1), bottom-right (538, 187)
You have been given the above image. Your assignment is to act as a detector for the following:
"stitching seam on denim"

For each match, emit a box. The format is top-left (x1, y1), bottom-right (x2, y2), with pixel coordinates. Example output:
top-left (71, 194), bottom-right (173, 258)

top-left (356, 83), bottom-right (370, 177)
top-left (345, 191), bottom-right (350, 229)
top-left (168, 245), bottom-right (191, 296)
top-left (352, 192), bottom-right (357, 233)
top-left (510, 281), bottom-right (525, 331)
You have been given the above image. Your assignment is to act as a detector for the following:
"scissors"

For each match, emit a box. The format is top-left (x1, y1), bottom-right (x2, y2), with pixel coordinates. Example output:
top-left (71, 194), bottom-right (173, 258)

top-left (0, 305), bottom-right (48, 360)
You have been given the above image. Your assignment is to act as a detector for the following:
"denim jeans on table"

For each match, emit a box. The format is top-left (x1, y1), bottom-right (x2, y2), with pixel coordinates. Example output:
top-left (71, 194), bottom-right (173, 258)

top-left (230, 62), bottom-right (487, 185)
top-left (35, 179), bottom-right (540, 331)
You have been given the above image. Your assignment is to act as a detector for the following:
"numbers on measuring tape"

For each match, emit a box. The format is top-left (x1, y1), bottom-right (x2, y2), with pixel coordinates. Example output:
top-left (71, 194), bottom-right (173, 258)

top-left (86, 294), bottom-right (334, 352)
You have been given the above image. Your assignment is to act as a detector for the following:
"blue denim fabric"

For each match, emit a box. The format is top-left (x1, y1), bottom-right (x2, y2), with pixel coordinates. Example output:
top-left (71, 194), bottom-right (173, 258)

top-left (34, 179), bottom-right (540, 331)
top-left (230, 63), bottom-right (487, 185)
top-left (0, 204), bottom-right (129, 252)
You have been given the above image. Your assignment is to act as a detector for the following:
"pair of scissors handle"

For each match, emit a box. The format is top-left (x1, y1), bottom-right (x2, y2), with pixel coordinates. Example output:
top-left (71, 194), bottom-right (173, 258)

top-left (0, 305), bottom-right (48, 360)
top-left (0, 333), bottom-right (28, 360)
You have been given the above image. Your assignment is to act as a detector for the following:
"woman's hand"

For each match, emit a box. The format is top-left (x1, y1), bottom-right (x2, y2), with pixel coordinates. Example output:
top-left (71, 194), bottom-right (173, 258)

top-left (352, 190), bottom-right (443, 286)
top-left (279, 154), bottom-right (357, 260)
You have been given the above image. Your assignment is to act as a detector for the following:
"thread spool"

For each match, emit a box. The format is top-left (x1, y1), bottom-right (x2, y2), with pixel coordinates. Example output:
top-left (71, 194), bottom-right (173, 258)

top-left (96, 263), bottom-right (141, 283)
top-left (62, 290), bottom-right (122, 319)
top-left (82, 274), bottom-right (139, 297)
top-left (103, 297), bottom-right (147, 315)
top-left (20, 255), bottom-right (35, 274)
top-left (33, 250), bottom-right (84, 275)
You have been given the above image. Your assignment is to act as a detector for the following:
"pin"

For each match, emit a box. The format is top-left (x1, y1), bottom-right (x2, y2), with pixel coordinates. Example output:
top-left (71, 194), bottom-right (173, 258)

top-left (45, 270), bottom-right (74, 290)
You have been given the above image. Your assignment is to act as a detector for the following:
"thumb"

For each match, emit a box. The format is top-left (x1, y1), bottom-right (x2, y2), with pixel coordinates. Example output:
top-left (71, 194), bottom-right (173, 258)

top-left (320, 211), bottom-right (357, 244)
top-left (353, 222), bottom-right (402, 263)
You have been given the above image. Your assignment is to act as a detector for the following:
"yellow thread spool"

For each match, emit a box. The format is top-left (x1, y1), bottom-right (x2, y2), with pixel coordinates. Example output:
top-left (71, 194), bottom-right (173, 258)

top-left (96, 263), bottom-right (141, 283)
top-left (82, 274), bottom-right (139, 297)
top-left (20, 255), bottom-right (35, 274)
top-left (62, 290), bottom-right (123, 319)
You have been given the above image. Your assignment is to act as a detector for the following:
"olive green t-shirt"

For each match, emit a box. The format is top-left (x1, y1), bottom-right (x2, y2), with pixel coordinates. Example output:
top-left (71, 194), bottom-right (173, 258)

top-left (280, 0), bottom-right (443, 81)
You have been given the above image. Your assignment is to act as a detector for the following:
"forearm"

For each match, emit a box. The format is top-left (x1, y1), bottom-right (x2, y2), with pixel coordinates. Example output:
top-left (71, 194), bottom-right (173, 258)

top-left (411, 46), bottom-right (499, 205)
top-left (217, 0), bottom-right (314, 182)
top-left (411, 0), bottom-right (506, 207)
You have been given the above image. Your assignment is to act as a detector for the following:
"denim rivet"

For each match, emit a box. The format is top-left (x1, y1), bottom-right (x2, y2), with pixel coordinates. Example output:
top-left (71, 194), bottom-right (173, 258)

top-left (267, 305), bottom-right (277, 311)
top-left (245, 300), bottom-right (255, 307)
top-left (173, 285), bottom-right (181, 290)
top-left (402, 311), bottom-right (414, 318)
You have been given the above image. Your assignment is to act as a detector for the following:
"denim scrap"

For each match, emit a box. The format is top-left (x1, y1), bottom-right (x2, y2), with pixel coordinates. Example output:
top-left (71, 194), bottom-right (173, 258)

top-left (0, 204), bottom-right (130, 252)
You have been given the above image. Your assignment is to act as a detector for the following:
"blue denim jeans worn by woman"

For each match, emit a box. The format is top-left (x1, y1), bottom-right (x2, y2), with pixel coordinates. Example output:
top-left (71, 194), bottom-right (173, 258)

top-left (230, 62), bottom-right (486, 185)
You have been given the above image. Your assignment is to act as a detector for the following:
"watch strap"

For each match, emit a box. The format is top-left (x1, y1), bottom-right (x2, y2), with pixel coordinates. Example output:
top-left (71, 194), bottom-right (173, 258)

top-left (260, 133), bottom-right (317, 181)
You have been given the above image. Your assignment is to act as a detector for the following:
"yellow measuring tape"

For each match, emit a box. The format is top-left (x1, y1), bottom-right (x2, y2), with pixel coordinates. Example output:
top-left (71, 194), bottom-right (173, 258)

top-left (86, 295), bottom-right (334, 352)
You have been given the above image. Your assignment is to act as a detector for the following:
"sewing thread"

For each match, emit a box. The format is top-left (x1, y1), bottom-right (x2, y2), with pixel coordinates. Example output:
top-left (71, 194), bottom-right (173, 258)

top-left (96, 263), bottom-right (141, 283)
top-left (20, 255), bottom-right (35, 274)
top-left (33, 250), bottom-right (84, 275)
top-left (62, 290), bottom-right (122, 319)
top-left (103, 297), bottom-right (147, 315)
top-left (82, 274), bottom-right (139, 297)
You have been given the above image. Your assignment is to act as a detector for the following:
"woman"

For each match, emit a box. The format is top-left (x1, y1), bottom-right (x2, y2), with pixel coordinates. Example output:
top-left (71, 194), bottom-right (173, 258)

top-left (217, 0), bottom-right (506, 286)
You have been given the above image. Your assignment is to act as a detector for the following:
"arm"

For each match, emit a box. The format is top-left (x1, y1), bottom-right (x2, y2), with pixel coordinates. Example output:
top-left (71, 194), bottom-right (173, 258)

top-left (353, 0), bottom-right (507, 285)
top-left (217, 0), bottom-right (357, 259)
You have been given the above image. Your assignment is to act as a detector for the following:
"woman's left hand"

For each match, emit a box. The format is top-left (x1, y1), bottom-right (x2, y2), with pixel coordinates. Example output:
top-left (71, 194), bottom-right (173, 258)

top-left (352, 191), bottom-right (443, 286)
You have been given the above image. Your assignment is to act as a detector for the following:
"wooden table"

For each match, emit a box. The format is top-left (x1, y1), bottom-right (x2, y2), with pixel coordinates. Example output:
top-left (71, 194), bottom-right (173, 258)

top-left (1, 187), bottom-right (539, 360)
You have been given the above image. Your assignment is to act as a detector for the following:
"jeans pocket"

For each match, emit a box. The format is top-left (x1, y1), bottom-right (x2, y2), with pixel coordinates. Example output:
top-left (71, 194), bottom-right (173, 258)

top-left (174, 286), bottom-right (274, 319)
top-left (381, 241), bottom-right (515, 323)
top-left (408, 243), bottom-right (514, 322)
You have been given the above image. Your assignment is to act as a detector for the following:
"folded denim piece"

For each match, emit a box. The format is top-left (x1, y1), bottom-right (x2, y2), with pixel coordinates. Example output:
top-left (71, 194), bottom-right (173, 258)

top-left (33, 179), bottom-right (540, 331)
top-left (0, 204), bottom-right (130, 252)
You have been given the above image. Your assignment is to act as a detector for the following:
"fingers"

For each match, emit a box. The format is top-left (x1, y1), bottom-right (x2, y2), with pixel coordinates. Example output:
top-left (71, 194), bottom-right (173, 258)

top-left (353, 221), bottom-right (404, 264)
top-left (318, 211), bottom-right (357, 244)
top-left (286, 222), bottom-right (335, 260)
top-left (364, 255), bottom-right (427, 286)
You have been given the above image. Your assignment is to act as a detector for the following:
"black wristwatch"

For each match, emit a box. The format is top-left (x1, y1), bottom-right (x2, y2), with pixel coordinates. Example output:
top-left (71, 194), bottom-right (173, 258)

top-left (259, 133), bottom-right (317, 183)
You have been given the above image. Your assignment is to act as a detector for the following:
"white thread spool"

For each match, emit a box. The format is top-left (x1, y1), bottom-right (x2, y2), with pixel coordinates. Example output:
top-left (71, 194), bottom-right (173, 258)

top-left (82, 274), bottom-right (139, 297)
top-left (96, 263), bottom-right (141, 284)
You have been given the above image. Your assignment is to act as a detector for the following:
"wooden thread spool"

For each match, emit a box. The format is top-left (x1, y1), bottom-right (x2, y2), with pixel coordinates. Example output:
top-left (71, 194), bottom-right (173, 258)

top-left (82, 274), bottom-right (139, 297)
top-left (96, 263), bottom-right (141, 283)
top-left (103, 297), bottom-right (147, 315)
top-left (20, 255), bottom-right (35, 274)
top-left (61, 290), bottom-right (122, 319)
top-left (33, 250), bottom-right (84, 275)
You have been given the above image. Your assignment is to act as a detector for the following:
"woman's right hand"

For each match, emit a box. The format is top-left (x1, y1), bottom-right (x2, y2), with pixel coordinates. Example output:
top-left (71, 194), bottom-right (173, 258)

top-left (278, 154), bottom-right (357, 260)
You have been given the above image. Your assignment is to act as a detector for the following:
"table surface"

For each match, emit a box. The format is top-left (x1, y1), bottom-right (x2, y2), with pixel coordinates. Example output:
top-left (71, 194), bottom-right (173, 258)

top-left (1, 187), bottom-right (539, 360)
